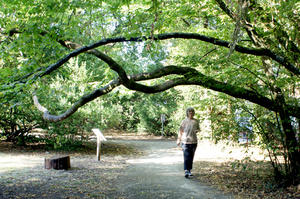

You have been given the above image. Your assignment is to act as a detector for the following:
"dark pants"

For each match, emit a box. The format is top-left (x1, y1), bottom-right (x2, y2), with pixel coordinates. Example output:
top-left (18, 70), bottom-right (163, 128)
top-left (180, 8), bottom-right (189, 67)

top-left (182, 143), bottom-right (197, 171)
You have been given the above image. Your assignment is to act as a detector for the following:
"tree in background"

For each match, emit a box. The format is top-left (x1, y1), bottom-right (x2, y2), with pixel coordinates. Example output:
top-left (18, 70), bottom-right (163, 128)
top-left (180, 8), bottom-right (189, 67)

top-left (0, 0), bottom-right (299, 185)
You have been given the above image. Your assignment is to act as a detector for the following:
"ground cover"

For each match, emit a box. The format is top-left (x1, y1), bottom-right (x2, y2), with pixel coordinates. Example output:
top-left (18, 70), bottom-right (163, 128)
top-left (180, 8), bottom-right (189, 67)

top-left (193, 141), bottom-right (299, 199)
top-left (0, 132), bottom-right (299, 198)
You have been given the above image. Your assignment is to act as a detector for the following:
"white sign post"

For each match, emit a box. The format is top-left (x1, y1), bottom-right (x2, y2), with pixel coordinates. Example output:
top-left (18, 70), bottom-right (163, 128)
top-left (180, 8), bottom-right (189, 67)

top-left (160, 114), bottom-right (166, 137)
top-left (92, 128), bottom-right (107, 161)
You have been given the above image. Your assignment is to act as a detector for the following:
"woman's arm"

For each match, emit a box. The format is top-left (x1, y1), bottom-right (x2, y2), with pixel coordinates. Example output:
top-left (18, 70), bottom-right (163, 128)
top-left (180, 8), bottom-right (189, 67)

top-left (177, 129), bottom-right (183, 146)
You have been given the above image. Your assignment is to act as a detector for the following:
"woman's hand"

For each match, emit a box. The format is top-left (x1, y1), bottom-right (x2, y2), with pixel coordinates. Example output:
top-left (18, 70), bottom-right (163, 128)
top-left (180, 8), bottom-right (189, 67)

top-left (177, 139), bottom-right (181, 146)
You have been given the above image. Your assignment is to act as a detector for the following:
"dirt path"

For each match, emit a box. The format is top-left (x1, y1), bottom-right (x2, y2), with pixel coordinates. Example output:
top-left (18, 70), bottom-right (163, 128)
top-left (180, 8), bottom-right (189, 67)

top-left (0, 137), bottom-right (234, 199)
top-left (110, 138), bottom-right (234, 199)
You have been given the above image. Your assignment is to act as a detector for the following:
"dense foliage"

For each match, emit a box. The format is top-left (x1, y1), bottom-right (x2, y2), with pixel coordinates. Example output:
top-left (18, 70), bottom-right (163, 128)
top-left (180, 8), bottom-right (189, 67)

top-left (0, 0), bottom-right (299, 185)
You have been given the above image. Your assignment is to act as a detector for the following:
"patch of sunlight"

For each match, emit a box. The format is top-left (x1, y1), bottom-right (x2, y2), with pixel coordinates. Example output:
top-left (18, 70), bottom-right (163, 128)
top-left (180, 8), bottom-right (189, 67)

top-left (24, 177), bottom-right (41, 183)
top-left (0, 153), bottom-right (43, 174)
top-left (127, 156), bottom-right (182, 165)
top-left (127, 149), bottom-right (182, 165)
top-left (194, 140), bottom-right (268, 163)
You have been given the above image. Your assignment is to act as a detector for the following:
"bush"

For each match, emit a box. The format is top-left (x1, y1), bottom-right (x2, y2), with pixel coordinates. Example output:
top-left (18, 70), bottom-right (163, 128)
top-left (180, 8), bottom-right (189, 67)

top-left (0, 101), bottom-right (42, 146)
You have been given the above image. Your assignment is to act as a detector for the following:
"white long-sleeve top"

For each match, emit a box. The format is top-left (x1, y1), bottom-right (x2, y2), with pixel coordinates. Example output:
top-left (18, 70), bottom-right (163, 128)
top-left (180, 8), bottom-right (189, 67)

top-left (179, 118), bottom-right (200, 144)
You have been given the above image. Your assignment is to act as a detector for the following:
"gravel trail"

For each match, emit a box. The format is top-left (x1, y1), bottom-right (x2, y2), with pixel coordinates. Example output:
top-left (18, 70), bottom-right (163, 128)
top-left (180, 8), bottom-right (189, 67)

top-left (111, 139), bottom-right (234, 199)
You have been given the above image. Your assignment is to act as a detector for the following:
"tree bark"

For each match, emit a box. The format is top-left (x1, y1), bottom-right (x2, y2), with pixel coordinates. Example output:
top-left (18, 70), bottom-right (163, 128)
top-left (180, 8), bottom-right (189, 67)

top-left (276, 92), bottom-right (300, 184)
top-left (45, 156), bottom-right (71, 170)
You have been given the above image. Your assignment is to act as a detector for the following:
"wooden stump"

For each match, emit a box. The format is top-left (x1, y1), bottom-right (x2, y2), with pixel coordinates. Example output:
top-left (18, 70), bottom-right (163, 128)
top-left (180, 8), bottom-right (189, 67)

top-left (45, 156), bottom-right (71, 170)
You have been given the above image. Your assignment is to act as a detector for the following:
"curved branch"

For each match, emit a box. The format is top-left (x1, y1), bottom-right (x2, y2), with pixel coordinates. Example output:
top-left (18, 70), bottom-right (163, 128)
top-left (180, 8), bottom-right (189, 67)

top-left (46, 40), bottom-right (300, 120)
top-left (215, 0), bottom-right (262, 45)
top-left (21, 32), bottom-right (299, 84)
top-left (32, 36), bottom-right (300, 121)
top-left (215, 0), bottom-right (300, 75)
top-left (32, 64), bottom-right (194, 121)
top-left (131, 67), bottom-right (299, 118)
top-left (33, 79), bottom-right (120, 122)
top-left (82, 44), bottom-right (289, 115)
top-left (34, 63), bottom-right (300, 121)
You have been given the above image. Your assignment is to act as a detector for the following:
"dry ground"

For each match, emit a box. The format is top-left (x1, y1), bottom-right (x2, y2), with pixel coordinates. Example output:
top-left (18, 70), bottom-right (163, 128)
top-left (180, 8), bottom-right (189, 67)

top-left (0, 140), bottom-right (139, 199)
top-left (0, 132), bottom-right (299, 199)
top-left (191, 141), bottom-right (299, 199)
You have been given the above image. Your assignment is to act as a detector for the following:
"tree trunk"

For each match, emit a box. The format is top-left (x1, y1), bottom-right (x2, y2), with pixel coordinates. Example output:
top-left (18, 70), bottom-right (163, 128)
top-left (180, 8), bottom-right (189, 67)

top-left (45, 156), bottom-right (71, 170)
top-left (276, 92), bottom-right (300, 185)
top-left (279, 111), bottom-right (300, 185)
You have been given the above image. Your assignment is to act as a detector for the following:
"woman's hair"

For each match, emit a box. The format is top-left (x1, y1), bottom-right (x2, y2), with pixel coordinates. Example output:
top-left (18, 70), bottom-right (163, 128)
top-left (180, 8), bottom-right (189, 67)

top-left (186, 107), bottom-right (195, 117)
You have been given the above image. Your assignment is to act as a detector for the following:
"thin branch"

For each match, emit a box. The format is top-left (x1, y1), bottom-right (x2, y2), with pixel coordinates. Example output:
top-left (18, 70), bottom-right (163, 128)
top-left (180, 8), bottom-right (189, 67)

top-left (229, 60), bottom-right (269, 86)
top-left (216, 0), bottom-right (299, 75)
top-left (215, 0), bottom-right (261, 45)
top-left (181, 18), bottom-right (191, 26)
top-left (199, 48), bottom-right (217, 60)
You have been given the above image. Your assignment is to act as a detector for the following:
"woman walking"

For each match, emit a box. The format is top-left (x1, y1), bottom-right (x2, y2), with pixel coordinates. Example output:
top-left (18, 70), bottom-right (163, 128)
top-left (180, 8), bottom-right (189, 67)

top-left (177, 107), bottom-right (200, 178)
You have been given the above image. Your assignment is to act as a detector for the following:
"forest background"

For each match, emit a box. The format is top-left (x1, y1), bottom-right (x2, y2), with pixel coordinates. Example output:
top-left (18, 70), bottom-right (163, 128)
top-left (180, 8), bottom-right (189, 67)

top-left (0, 0), bottom-right (299, 187)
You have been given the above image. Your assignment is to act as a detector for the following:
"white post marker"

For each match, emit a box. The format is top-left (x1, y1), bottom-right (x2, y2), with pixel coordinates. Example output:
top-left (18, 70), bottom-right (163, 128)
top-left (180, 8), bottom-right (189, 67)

top-left (160, 114), bottom-right (166, 137)
top-left (92, 128), bottom-right (107, 161)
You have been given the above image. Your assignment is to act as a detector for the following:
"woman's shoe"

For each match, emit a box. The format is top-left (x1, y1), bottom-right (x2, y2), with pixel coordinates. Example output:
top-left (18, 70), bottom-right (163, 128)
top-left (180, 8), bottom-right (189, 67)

top-left (184, 170), bottom-right (189, 178)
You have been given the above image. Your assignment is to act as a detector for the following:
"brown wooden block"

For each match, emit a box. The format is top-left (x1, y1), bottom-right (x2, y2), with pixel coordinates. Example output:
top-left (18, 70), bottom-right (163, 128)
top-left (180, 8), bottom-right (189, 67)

top-left (44, 156), bottom-right (71, 170)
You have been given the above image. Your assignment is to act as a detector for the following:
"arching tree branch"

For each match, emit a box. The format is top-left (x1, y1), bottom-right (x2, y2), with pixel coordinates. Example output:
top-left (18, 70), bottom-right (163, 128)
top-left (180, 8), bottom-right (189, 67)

top-left (34, 63), bottom-right (300, 121)
top-left (33, 79), bottom-right (121, 122)
top-left (30, 32), bottom-right (299, 121)
top-left (20, 32), bottom-right (299, 85)
top-left (62, 41), bottom-right (300, 118)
